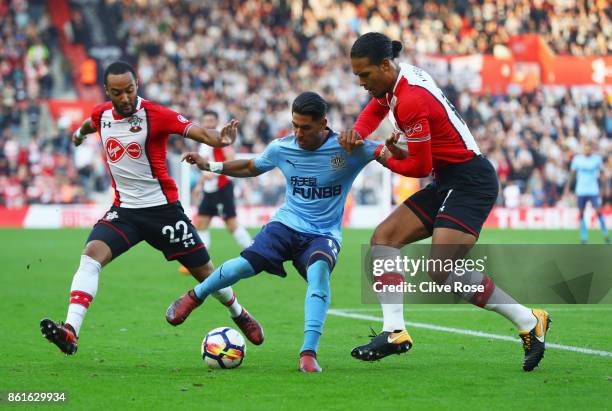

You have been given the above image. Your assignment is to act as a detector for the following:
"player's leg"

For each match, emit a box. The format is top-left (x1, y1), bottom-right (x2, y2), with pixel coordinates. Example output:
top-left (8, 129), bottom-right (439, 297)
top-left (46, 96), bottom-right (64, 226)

top-left (351, 187), bottom-right (435, 361)
top-left (298, 260), bottom-right (329, 373)
top-left (429, 227), bottom-right (537, 331)
top-left (168, 255), bottom-right (264, 344)
top-left (577, 196), bottom-right (588, 243)
top-left (371, 202), bottom-right (432, 331)
top-left (592, 197), bottom-right (609, 243)
top-left (196, 215), bottom-right (212, 247)
top-left (150, 202), bottom-right (260, 339)
top-left (183, 259), bottom-right (242, 318)
top-left (178, 195), bottom-right (214, 273)
top-left (172, 235), bottom-right (255, 328)
top-left (178, 215), bottom-right (212, 274)
top-left (431, 179), bottom-right (550, 371)
top-left (41, 209), bottom-right (141, 355)
top-left (166, 222), bottom-right (294, 342)
top-left (197, 191), bottom-right (217, 248)
top-left (225, 217), bottom-right (252, 249)
top-left (169, 257), bottom-right (256, 326)
top-left (293, 237), bottom-right (338, 372)
top-left (430, 226), bottom-right (550, 371)
top-left (221, 183), bottom-right (252, 249)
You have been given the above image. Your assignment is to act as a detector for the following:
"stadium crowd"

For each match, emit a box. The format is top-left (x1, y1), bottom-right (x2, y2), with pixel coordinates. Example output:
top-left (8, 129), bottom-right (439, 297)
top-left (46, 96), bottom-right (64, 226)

top-left (0, 0), bottom-right (91, 206)
top-left (1, 0), bottom-right (610, 208)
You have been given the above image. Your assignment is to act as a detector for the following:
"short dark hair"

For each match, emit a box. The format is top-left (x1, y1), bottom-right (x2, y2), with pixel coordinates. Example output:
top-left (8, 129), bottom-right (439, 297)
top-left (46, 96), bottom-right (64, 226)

top-left (291, 92), bottom-right (327, 120)
top-left (350, 32), bottom-right (403, 65)
top-left (202, 109), bottom-right (219, 119)
top-left (103, 61), bottom-right (137, 85)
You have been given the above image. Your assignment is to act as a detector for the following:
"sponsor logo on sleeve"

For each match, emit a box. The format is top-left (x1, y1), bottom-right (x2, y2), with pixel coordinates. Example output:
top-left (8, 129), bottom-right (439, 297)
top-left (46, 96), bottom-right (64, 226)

top-left (402, 122), bottom-right (423, 137)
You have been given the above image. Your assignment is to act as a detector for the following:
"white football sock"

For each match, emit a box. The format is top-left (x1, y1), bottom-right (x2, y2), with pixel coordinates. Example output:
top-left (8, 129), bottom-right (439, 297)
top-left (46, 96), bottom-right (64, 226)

top-left (232, 226), bottom-right (252, 249)
top-left (198, 230), bottom-right (211, 248)
top-left (372, 245), bottom-right (405, 332)
top-left (212, 287), bottom-right (243, 317)
top-left (485, 289), bottom-right (536, 331)
top-left (444, 270), bottom-right (536, 331)
top-left (66, 255), bottom-right (101, 336)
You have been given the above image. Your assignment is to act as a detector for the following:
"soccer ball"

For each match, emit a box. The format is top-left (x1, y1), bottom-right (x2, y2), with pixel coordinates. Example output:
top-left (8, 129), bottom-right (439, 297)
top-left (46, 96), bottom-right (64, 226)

top-left (201, 327), bottom-right (246, 369)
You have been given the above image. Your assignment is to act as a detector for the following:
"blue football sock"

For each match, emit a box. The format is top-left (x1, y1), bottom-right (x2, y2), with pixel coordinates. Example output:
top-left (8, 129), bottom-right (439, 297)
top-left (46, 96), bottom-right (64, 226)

top-left (193, 257), bottom-right (256, 300)
top-left (301, 260), bottom-right (331, 353)
top-left (597, 214), bottom-right (608, 238)
top-left (580, 217), bottom-right (588, 242)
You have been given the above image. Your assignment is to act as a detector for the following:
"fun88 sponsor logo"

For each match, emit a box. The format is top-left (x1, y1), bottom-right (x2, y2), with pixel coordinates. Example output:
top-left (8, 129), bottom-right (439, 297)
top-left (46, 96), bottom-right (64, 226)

top-left (290, 176), bottom-right (342, 200)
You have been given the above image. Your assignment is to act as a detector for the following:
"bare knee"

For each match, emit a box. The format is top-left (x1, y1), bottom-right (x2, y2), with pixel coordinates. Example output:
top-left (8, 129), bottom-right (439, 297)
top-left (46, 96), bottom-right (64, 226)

top-left (371, 219), bottom-right (429, 246)
top-left (188, 261), bottom-right (215, 282)
top-left (225, 218), bottom-right (238, 233)
top-left (371, 224), bottom-right (395, 246)
top-left (83, 241), bottom-right (112, 267)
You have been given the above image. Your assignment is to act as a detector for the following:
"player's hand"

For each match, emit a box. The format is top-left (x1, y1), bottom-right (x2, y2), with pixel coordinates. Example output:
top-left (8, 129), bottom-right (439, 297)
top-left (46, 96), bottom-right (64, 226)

top-left (219, 119), bottom-right (239, 146)
top-left (181, 152), bottom-right (210, 171)
top-left (72, 129), bottom-right (86, 147)
top-left (339, 129), bottom-right (364, 153)
top-left (385, 131), bottom-right (408, 160)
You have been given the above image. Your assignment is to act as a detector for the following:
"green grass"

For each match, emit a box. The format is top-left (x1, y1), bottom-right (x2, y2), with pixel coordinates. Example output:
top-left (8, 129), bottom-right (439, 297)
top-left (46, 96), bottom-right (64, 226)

top-left (1, 228), bottom-right (610, 410)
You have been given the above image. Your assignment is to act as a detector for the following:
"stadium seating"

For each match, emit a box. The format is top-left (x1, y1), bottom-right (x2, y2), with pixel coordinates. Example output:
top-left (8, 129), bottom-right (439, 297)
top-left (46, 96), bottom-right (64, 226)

top-left (0, 0), bottom-right (610, 209)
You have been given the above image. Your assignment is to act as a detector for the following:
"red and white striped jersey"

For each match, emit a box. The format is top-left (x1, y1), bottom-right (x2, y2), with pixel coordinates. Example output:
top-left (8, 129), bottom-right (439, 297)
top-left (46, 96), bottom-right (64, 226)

top-left (354, 63), bottom-right (480, 176)
top-left (90, 97), bottom-right (194, 208)
top-left (198, 145), bottom-right (231, 193)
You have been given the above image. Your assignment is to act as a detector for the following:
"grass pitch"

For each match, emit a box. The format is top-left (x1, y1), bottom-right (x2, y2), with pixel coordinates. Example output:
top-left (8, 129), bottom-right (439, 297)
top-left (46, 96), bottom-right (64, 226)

top-left (1, 228), bottom-right (610, 410)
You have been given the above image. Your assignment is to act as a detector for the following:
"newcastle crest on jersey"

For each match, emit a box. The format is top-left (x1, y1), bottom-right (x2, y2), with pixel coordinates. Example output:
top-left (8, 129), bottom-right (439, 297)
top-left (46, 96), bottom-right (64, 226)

top-left (330, 153), bottom-right (346, 170)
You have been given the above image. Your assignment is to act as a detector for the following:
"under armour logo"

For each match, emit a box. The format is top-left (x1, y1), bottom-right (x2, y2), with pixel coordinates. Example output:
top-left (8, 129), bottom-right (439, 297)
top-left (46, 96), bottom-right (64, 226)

top-left (102, 121), bottom-right (111, 128)
top-left (183, 239), bottom-right (195, 248)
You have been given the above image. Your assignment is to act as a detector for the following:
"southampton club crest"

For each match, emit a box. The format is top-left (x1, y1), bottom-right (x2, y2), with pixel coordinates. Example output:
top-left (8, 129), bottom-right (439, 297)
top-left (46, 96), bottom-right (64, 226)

top-left (128, 115), bottom-right (143, 133)
top-left (103, 210), bottom-right (118, 221)
top-left (330, 152), bottom-right (346, 170)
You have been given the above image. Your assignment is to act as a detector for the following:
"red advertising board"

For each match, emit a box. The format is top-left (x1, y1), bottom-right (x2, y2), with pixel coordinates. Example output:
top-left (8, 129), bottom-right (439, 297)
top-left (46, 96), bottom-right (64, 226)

top-left (46, 100), bottom-right (100, 131)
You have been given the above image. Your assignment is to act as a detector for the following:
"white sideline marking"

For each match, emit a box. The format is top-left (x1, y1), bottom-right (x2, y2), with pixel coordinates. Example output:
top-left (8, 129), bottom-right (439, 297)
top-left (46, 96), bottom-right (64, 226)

top-left (342, 307), bottom-right (612, 313)
top-left (329, 309), bottom-right (612, 358)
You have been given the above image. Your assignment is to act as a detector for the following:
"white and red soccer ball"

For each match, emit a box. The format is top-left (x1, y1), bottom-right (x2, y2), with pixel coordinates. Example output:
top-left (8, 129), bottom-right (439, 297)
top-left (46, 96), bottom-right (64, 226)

top-left (201, 327), bottom-right (246, 369)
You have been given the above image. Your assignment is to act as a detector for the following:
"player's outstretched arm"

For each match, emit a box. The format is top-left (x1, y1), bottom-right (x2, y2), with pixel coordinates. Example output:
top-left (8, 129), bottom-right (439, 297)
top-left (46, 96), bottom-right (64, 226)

top-left (181, 152), bottom-right (264, 178)
top-left (186, 119), bottom-right (239, 147)
top-left (72, 119), bottom-right (96, 147)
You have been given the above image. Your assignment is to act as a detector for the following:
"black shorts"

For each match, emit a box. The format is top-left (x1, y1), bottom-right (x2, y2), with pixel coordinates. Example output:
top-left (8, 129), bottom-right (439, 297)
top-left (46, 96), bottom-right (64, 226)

top-left (403, 155), bottom-right (499, 238)
top-left (87, 202), bottom-right (210, 268)
top-left (197, 182), bottom-right (237, 219)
